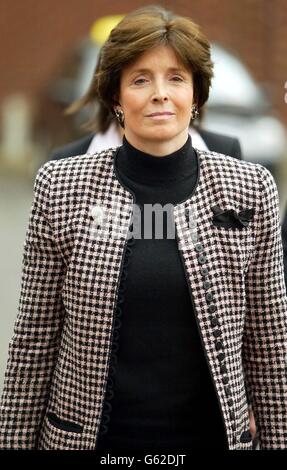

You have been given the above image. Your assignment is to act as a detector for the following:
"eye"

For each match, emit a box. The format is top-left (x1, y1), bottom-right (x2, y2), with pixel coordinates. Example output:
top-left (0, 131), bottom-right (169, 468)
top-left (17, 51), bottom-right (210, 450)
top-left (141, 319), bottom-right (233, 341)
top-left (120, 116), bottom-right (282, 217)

top-left (134, 78), bottom-right (147, 85)
top-left (133, 76), bottom-right (184, 85)
top-left (172, 76), bottom-right (184, 81)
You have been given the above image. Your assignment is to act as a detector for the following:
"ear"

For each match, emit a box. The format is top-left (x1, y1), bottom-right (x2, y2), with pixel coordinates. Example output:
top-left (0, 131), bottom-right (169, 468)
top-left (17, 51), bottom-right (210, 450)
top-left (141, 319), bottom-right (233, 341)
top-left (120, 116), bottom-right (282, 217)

top-left (113, 90), bottom-right (122, 107)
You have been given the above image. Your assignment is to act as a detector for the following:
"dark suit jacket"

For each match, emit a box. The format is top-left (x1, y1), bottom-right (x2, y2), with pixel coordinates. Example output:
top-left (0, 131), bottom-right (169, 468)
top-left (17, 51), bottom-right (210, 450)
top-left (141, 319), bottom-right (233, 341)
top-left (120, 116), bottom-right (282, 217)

top-left (49, 128), bottom-right (242, 161)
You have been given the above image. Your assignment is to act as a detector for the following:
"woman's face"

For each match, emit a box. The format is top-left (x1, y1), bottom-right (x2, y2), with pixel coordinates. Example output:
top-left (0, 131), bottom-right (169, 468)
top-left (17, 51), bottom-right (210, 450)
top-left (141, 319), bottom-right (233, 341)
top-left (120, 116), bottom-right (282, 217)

top-left (116, 45), bottom-right (194, 153)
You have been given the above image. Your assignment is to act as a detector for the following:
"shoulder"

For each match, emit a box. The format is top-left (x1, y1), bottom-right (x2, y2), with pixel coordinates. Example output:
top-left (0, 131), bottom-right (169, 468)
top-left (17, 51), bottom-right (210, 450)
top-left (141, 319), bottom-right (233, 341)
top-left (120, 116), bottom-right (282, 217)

top-left (197, 147), bottom-right (258, 174)
top-left (197, 148), bottom-right (276, 195)
top-left (34, 146), bottom-right (119, 193)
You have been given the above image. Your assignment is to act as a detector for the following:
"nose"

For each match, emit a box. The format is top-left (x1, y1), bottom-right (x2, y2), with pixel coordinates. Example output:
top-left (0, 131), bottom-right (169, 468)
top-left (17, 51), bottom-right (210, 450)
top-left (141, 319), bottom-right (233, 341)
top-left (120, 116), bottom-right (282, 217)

top-left (151, 80), bottom-right (169, 102)
top-left (152, 95), bottom-right (168, 102)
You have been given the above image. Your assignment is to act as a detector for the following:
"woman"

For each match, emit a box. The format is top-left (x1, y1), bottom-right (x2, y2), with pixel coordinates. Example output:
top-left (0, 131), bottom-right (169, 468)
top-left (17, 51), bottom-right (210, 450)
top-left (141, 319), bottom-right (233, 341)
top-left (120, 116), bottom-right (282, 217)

top-left (0, 5), bottom-right (286, 451)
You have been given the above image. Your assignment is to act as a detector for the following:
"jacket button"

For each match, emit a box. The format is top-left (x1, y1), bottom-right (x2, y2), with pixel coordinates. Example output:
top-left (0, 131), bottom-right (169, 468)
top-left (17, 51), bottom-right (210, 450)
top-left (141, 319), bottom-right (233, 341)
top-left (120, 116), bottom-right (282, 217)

top-left (198, 254), bottom-right (207, 264)
top-left (203, 280), bottom-right (211, 289)
top-left (189, 220), bottom-right (197, 229)
top-left (208, 304), bottom-right (217, 313)
top-left (215, 340), bottom-right (223, 351)
top-left (200, 267), bottom-right (209, 276)
top-left (195, 243), bottom-right (203, 252)
top-left (223, 376), bottom-right (229, 385)
top-left (227, 398), bottom-right (234, 407)
top-left (210, 316), bottom-right (219, 327)
top-left (191, 232), bottom-right (198, 242)
top-left (213, 329), bottom-right (221, 338)
top-left (220, 364), bottom-right (228, 374)
top-left (127, 236), bottom-right (136, 246)
top-left (218, 352), bottom-right (225, 361)
top-left (99, 424), bottom-right (108, 435)
top-left (206, 292), bottom-right (213, 302)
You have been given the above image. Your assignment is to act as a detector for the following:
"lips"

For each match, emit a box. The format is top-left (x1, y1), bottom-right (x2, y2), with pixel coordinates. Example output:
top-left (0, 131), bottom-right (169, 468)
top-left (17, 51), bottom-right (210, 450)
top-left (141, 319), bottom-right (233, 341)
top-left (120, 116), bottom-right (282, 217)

top-left (147, 112), bottom-right (175, 117)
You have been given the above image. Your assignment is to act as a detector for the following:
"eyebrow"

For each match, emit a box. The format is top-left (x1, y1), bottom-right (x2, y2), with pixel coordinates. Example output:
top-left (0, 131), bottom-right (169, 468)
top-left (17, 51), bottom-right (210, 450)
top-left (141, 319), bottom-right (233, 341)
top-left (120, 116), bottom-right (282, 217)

top-left (129, 67), bottom-right (188, 75)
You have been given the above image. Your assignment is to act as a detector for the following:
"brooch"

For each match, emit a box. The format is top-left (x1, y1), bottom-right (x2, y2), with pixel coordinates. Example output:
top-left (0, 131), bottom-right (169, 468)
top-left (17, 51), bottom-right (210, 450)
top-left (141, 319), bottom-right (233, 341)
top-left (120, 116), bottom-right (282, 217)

top-left (211, 205), bottom-right (255, 229)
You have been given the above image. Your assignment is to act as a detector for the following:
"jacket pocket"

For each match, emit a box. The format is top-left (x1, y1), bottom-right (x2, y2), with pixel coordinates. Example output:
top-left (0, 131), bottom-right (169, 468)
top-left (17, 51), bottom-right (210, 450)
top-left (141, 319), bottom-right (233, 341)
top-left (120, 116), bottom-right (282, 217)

top-left (46, 411), bottom-right (83, 433)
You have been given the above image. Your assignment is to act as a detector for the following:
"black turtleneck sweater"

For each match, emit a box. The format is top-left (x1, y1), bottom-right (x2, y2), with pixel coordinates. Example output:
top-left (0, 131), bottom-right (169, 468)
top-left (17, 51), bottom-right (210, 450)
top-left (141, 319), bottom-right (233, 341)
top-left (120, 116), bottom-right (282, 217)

top-left (95, 135), bottom-right (227, 453)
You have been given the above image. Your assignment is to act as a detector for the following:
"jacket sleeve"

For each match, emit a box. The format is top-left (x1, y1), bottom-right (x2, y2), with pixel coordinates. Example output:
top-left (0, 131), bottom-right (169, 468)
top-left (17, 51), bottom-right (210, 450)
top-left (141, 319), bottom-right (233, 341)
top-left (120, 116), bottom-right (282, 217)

top-left (0, 162), bottom-right (66, 449)
top-left (281, 205), bottom-right (287, 294)
top-left (242, 164), bottom-right (287, 449)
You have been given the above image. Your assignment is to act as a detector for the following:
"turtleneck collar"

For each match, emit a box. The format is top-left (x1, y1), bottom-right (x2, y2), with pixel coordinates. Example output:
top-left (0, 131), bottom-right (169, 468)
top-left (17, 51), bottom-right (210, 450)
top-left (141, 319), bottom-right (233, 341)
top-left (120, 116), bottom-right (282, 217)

top-left (116, 134), bottom-right (196, 183)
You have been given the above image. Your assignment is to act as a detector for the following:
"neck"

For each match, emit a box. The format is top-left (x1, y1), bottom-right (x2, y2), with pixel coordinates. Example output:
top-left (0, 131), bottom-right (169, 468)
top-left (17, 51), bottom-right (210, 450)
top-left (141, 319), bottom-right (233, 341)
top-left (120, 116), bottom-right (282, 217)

top-left (116, 133), bottom-right (196, 183)
top-left (122, 130), bottom-right (190, 157)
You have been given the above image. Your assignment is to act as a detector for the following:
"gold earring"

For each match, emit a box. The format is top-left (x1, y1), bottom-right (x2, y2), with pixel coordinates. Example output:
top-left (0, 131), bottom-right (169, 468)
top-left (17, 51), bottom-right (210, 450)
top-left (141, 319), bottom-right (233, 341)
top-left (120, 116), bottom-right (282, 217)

top-left (191, 105), bottom-right (199, 120)
top-left (114, 108), bottom-right (125, 126)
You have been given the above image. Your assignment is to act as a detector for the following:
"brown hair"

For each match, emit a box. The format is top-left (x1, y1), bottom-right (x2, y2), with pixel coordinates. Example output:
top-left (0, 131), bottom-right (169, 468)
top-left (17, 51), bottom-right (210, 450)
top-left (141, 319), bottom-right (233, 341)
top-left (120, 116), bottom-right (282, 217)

top-left (65, 5), bottom-right (214, 133)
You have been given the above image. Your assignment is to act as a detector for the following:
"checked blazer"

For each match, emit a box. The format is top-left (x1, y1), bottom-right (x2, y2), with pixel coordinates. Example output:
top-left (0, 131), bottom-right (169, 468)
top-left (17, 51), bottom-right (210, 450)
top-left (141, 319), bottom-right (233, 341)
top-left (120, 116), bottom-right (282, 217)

top-left (0, 145), bottom-right (287, 450)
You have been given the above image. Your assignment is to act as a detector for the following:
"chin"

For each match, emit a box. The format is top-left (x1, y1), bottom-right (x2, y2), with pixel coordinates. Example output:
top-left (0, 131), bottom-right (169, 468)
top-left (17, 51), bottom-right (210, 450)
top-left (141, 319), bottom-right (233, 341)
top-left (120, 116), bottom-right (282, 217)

top-left (143, 129), bottom-right (179, 141)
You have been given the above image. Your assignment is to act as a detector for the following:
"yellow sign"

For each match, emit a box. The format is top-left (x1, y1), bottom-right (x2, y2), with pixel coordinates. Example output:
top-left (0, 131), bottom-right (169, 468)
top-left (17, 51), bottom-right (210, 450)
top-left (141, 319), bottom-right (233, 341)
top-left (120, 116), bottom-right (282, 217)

top-left (90, 15), bottom-right (125, 46)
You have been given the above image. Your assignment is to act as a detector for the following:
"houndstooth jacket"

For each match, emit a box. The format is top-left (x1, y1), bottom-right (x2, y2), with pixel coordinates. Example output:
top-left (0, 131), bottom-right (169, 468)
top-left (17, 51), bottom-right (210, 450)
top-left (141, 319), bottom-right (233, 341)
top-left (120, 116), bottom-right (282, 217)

top-left (0, 146), bottom-right (287, 450)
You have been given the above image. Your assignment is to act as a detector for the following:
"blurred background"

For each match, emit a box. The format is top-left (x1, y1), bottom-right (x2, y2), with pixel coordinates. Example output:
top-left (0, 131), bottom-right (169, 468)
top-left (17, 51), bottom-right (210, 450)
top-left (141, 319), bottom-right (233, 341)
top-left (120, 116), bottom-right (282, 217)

top-left (1, 0), bottom-right (287, 391)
